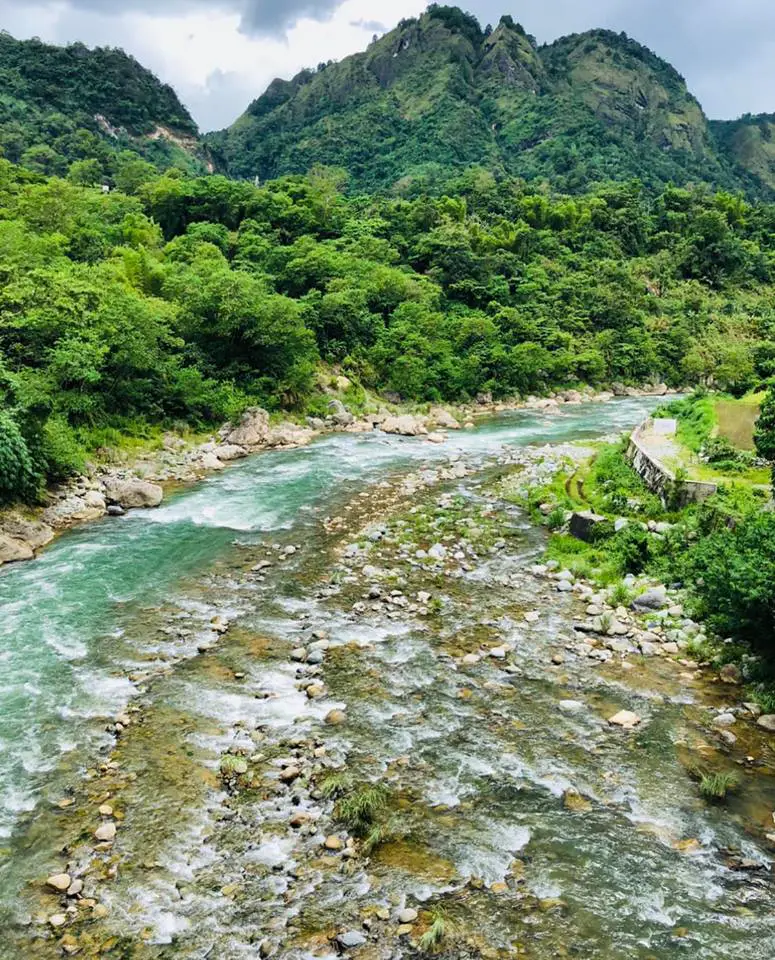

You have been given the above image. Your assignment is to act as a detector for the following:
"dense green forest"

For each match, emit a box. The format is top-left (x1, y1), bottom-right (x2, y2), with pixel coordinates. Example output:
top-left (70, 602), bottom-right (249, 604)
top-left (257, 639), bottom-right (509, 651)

top-left (1, 155), bottom-right (775, 504)
top-left (210, 6), bottom-right (775, 196)
top-left (0, 32), bottom-right (207, 180)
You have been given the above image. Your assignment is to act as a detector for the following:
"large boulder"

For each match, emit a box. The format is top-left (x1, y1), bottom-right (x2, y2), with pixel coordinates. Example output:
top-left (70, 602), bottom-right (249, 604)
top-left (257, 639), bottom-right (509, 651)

top-left (0, 534), bottom-right (34, 564)
top-left (266, 423), bottom-right (315, 448)
top-left (42, 495), bottom-right (106, 529)
top-left (103, 479), bottom-right (163, 510)
top-left (223, 407), bottom-right (270, 448)
top-left (328, 399), bottom-right (355, 427)
top-left (381, 415), bottom-right (428, 437)
top-left (0, 515), bottom-right (54, 550)
top-left (428, 407), bottom-right (461, 430)
top-left (631, 587), bottom-right (668, 612)
top-left (215, 444), bottom-right (248, 462)
top-left (569, 511), bottom-right (607, 543)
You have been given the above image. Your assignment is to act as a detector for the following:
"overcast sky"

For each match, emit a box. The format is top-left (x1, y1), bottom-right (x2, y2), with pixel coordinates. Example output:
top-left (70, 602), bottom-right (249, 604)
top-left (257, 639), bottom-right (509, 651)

top-left (0, 0), bottom-right (772, 131)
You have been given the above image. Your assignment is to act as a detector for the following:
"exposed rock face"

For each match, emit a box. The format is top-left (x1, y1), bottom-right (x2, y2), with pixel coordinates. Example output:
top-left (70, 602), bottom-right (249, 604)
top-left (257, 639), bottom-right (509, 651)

top-left (223, 407), bottom-right (271, 447)
top-left (103, 479), bottom-right (163, 510)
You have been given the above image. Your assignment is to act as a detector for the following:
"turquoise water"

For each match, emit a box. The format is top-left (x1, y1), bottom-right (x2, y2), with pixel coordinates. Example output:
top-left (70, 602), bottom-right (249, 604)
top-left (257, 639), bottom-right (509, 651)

top-left (0, 399), bottom-right (671, 925)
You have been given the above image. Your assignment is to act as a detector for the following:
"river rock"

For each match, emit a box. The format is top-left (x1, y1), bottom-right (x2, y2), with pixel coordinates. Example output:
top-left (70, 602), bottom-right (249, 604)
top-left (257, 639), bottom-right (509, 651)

top-left (719, 663), bottom-right (743, 685)
top-left (328, 399), bottom-right (355, 426)
top-left (46, 873), bottom-right (72, 893)
top-left (632, 587), bottom-right (668, 612)
top-left (429, 407), bottom-right (460, 430)
top-left (94, 822), bottom-right (116, 842)
top-left (0, 515), bottom-right (55, 550)
top-left (49, 913), bottom-right (67, 928)
top-left (381, 414), bottom-right (428, 437)
top-left (223, 407), bottom-right (270, 447)
top-left (66, 879), bottom-right (84, 897)
top-left (103, 479), bottom-right (163, 510)
top-left (569, 511), bottom-right (607, 543)
top-left (337, 931), bottom-right (366, 949)
top-left (0, 533), bottom-right (34, 564)
top-left (324, 835), bottom-right (344, 851)
top-left (215, 444), bottom-right (248, 462)
top-left (398, 908), bottom-right (418, 923)
top-left (42, 495), bottom-right (105, 529)
top-left (325, 709), bottom-right (347, 726)
top-left (267, 423), bottom-right (315, 448)
top-left (757, 715), bottom-right (775, 733)
top-left (608, 710), bottom-right (642, 729)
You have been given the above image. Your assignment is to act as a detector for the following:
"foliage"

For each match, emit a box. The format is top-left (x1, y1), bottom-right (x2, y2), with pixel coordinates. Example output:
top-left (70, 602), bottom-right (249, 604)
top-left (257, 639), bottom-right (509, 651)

top-left (754, 383), bottom-right (775, 490)
top-left (697, 771), bottom-right (739, 803)
top-left (680, 511), bottom-right (775, 659)
top-left (0, 32), bottom-right (205, 180)
top-left (210, 10), bottom-right (774, 199)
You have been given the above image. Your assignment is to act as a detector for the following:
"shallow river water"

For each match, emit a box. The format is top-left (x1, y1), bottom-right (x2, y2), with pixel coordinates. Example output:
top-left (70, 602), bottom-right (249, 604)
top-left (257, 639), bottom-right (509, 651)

top-left (2, 398), bottom-right (774, 959)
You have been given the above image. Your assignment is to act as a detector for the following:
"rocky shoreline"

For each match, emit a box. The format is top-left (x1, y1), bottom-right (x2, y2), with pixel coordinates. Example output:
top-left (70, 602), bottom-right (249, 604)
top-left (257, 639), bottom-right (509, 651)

top-left (0, 384), bottom-right (676, 572)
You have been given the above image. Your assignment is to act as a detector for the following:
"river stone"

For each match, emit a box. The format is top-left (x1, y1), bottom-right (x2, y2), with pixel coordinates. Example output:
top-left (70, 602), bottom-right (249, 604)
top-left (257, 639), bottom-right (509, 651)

top-left (66, 879), bottom-right (84, 897)
top-left (337, 931), bottom-right (367, 949)
top-left (0, 516), bottom-right (55, 550)
top-left (103, 479), bottom-right (163, 510)
top-left (714, 713), bottom-right (736, 727)
top-left (381, 414), bottom-right (427, 437)
top-left (398, 908), bottom-right (418, 923)
top-left (46, 873), bottom-right (72, 892)
top-left (428, 543), bottom-right (447, 561)
top-left (569, 511), bottom-right (607, 543)
top-left (280, 766), bottom-right (300, 782)
top-left (216, 444), bottom-right (248, 461)
top-left (224, 407), bottom-right (270, 447)
top-left (757, 715), bottom-right (775, 733)
top-left (719, 663), bottom-right (743, 685)
top-left (94, 822), bottom-right (117, 842)
top-left (556, 580), bottom-right (573, 593)
top-left (608, 710), bottom-right (642, 729)
top-left (325, 710), bottom-right (347, 726)
top-left (429, 406), bottom-right (460, 430)
top-left (49, 914), bottom-right (67, 928)
top-left (632, 587), bottom-right (668, 612)
top-left (325, 836), bottom-right (344, 851)
top-left (558, 700), bottom-right (584, 714)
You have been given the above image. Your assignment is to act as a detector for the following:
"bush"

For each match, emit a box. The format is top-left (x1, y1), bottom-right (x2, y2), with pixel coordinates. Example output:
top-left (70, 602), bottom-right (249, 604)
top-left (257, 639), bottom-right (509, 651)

top-left (686, 511), bottom-right (775, 664)
top-left (0, 411), bottom-right (40, 504)
top-left (609, 524), bottom-right (652, 574)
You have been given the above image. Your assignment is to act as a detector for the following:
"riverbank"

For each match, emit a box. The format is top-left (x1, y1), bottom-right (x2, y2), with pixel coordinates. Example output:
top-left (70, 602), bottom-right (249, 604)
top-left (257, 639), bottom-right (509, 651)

top-left (0, 384), bottom-right (677, 571)
top-left (8, 401), bottom-right (774, 959)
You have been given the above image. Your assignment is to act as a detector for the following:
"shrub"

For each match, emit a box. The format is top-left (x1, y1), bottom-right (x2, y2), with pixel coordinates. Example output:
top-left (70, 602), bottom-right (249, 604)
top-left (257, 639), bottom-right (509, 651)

top-left (0, 411), bottom-right (40, 504)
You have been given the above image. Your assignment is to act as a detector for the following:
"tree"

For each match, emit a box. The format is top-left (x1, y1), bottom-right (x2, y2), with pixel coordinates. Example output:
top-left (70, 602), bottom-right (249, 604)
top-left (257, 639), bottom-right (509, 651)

top-left (755, 384), bottom-right (775, 490)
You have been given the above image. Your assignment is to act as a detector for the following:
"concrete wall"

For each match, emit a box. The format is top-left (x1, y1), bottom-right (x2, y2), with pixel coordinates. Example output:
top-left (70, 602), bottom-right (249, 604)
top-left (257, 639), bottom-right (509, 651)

top-left (627, 419), bottom-right (718, 507)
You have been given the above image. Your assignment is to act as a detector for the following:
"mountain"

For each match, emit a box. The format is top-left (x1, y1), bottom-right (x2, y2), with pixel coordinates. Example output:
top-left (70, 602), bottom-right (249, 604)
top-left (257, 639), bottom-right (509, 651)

top-left (711, 113), bottom-right (775, 193)
top-left (208, 5), bottom-right (773, 197)
top-left (0, 32), bottom-right (208, 178)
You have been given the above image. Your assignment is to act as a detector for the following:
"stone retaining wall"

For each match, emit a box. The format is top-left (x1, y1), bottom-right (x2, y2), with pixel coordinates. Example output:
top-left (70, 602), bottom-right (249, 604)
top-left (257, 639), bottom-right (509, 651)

top-left (627, 419), bottom-right (718, 507)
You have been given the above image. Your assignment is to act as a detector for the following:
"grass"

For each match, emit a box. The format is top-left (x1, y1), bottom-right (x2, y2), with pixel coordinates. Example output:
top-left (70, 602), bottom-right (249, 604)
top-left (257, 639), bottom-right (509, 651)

top-left (334, 783), bottom-right (391, 835)
top-left (319, 771), bottom-right (353, 800)
top-left (419, 914), bottom-right (449, 953)
top-left (698, 771), bottom-right (739, 803)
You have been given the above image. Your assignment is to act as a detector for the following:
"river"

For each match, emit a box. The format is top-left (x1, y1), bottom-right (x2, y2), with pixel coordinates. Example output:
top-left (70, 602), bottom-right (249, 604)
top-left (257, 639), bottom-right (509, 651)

top-left (2, 397), bottom-right (774, 959)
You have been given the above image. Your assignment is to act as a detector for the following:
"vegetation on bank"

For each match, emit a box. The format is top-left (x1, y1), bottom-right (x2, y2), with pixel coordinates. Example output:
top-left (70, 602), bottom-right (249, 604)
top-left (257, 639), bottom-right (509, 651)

top-left (3, 152), bottom-right (775, 505)
top-left (520, 393), bottom-right (775, 695)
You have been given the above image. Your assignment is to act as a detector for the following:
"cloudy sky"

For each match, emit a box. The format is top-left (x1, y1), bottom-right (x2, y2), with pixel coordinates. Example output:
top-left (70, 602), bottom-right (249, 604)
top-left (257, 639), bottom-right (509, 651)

top-left (0, 0), bottom-right (772, 131)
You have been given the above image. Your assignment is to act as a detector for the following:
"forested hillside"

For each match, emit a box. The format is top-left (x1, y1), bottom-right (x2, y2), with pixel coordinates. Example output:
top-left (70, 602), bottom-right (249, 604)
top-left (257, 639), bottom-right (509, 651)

top-left (1, 157), bottom-right (774, 504)
top-left (0, 32), bottom-right (207, 181)
top-left (209, 6), bottom-right (775, 197)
